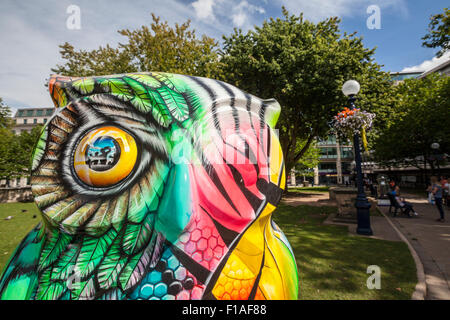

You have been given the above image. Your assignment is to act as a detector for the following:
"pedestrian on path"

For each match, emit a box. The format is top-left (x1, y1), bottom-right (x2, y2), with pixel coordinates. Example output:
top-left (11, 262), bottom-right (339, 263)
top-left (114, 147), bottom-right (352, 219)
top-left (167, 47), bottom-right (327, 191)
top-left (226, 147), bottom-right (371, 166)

top-left (428, 176), bottom-right (445, 222)
top-left (393, 186), bottom-right (418, 217)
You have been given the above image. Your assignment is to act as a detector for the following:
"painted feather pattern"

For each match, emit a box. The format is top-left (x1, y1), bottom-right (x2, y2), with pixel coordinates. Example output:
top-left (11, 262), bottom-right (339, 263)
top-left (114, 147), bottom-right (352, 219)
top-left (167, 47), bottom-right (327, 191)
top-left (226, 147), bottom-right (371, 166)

top-left (0, 72), bottom-right (298, 300)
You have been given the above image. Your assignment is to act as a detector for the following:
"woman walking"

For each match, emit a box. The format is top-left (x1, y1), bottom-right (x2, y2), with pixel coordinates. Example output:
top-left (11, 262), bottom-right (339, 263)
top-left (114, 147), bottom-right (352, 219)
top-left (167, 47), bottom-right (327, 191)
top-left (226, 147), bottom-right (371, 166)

top-left (428, 176), bottom-right (445, 222)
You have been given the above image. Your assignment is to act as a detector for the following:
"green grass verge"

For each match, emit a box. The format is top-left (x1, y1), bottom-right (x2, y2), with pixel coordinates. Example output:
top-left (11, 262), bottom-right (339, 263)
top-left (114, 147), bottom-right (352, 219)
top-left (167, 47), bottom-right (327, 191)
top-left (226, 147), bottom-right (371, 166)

top-left (273, 203), bottom-right (417, 300)
top-left (0, 202), bottom-right (41, 271)
top-left (0, 202), bottom-right (416, 300)
top-left (288, 186), bottom-right (330, 193)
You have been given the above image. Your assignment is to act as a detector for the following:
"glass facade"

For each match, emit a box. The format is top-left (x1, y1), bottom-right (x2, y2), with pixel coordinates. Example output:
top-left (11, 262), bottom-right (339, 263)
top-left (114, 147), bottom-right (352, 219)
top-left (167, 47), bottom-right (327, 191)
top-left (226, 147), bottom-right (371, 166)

top-left (316, 135), bottom-right (354, 185)
top-left (390, 72), bottom-right (422, 82)
top-left (318, 162), bottom-right (336, 173)
top-left (341, 147), bottom-right (353, 159)
top-left (318, 135), bottom-right (337, 145)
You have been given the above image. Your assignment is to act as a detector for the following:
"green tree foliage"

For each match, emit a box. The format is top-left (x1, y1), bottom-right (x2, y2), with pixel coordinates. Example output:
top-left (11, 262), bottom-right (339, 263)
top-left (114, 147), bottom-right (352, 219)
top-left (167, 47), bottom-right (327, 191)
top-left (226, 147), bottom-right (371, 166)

top-left (0, 97), bottom-right (12, 129)
top-left (220, 8), bottom-right (392, 173)
top-left (374, 74), bottom-right (450, 172)
top-left (0, 125), bottom-right (43, 179)
top-left (52, 14), bottom-right (222, 78)
top-left (422, 8), bottom-right (450, 58)
top-left (294, 140), bottom-right (320, 177)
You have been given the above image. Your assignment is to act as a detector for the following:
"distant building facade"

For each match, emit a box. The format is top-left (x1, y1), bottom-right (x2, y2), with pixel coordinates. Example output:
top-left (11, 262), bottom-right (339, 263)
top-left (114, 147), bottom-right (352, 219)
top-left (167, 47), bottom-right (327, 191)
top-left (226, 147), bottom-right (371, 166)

top-left (12, 107), bottom-right (54, 134)
top-left (314, 135), bottom-right (354, 185)
top-left (389, 71), bottom-right (423, 85)
top-left (418, 58), bottom-right (450, 79)
top-left (390, 56), bottom-right (450, 84)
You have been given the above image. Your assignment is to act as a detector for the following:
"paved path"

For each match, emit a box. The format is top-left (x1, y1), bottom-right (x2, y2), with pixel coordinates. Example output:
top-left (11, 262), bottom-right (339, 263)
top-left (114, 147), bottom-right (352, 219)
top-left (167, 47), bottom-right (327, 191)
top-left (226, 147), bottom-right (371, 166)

top-left (378, 193), bottom-right (450, 300)
top-left (282, 192), bottom-right (337, 207)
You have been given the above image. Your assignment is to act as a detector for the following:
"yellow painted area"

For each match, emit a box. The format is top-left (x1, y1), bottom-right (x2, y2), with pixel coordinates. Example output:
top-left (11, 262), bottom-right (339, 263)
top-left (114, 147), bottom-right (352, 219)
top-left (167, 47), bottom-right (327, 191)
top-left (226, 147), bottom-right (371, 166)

top-left (280, 165), bottom-right (286, 190)
top-left (212, 202), bottom-right (298, 300)
top-left (260, 215), bottom-right (299, 300)
top-left (269, 130), bottom-right (284, 186)
top-left (212, 254), bottom-right (257, 300)
top-left (73, 126), bottom-right (137, 187)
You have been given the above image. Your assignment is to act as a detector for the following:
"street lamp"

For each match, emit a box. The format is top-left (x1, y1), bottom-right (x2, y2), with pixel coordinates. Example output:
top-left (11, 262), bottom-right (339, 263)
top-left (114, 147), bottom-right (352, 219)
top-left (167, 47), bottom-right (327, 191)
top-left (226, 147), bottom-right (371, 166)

top-left (342, 80), bottom-right (373, 235)
top-left (430, 142), bottom-right (441, 175)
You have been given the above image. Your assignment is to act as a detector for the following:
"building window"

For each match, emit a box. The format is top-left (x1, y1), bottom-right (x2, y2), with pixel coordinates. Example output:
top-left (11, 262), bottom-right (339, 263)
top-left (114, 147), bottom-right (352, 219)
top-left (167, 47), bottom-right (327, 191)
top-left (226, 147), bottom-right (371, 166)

top-left (327, 147), bottom-right (337, 159)
top-left (341, 147), bottom-right (353, 159)
top-left (24, 119), bottom-right (27, 124)
top-left (26, 110), bottom-right (33, 116)
top-left (46, 109), bottom-right (54, 116)
top-left (342, 162), bottom-right (352, 174)
top-left (319, 147), bottom-right (338, 159)
top-left (43, 118), bottom-right (47, 123)
top-left (33, 119), bottom-right (37, 124)
top-left (17, 110), bottom-right (24, 117)
top-left (36, 110), bottom-right (43, 116)
top-left (318, 163), bottom-right (337, 173)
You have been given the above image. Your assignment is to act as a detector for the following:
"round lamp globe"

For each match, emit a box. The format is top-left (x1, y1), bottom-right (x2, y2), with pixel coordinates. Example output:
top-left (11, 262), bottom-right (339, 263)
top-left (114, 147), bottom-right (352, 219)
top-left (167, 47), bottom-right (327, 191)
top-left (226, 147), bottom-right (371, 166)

top-left (431, 142), bottom-right (440, 150)
top-left (342, 80), bottom-right (361, 97)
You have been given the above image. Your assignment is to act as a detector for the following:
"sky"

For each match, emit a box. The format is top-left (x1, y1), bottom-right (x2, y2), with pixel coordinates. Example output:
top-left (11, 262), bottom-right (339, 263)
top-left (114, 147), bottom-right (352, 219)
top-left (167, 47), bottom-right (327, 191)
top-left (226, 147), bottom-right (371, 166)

top-left (0, 0), bottom-right (448, 112)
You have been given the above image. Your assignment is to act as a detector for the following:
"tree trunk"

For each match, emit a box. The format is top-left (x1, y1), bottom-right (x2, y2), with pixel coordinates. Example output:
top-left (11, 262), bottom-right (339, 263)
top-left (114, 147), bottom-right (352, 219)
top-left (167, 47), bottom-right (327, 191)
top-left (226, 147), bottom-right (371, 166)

top-left (284, 133), bottom-right (316, 174)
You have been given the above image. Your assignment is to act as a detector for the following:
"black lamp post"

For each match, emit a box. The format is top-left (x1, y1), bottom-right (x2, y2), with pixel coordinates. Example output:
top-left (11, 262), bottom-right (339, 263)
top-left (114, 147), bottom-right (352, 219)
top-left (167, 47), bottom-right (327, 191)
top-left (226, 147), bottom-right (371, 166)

top-left (342, 80), bottom-right (373, 235)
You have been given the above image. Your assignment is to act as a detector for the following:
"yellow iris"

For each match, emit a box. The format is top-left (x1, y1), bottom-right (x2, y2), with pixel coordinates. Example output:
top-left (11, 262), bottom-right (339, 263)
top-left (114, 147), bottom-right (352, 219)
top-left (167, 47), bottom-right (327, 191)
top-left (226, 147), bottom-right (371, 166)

top-left (73, 126), bottom-right (138, 187)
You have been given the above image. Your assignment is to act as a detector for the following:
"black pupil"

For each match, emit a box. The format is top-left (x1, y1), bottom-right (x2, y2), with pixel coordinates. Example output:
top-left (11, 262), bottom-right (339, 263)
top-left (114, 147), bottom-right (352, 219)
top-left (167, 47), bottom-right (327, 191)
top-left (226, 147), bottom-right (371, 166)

top-left (85, 136), bottom-right (121, 172)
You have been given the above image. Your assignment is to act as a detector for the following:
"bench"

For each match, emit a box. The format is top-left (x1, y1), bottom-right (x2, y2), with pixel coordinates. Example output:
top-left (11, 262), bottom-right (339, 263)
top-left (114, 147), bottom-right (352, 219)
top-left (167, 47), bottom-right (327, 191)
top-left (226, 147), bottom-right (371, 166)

top-left (387, 192), bottom-right (407, 217)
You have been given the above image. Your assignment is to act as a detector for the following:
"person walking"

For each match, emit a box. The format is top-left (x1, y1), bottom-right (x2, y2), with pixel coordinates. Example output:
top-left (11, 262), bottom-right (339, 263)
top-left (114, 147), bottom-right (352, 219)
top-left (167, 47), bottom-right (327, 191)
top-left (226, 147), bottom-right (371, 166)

top-left (428, 176), bottom-right (445, 222)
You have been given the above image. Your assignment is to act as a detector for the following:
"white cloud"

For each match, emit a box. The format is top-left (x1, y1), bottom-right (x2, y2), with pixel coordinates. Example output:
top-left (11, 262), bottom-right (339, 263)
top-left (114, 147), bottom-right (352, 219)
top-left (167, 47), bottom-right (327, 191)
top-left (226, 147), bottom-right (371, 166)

top-left (192, 0), bottom-right (216, 20)
top-left (191, 0), bottom-right (265, 28)
top-left (232, 1), bottom-right (265, 28)
top-left (232, 12), bottom-right (247, 27)
top-left (401, 51), bottom-right (450, 73)
top-left (0, 0), bottom-right (414, 109)
top-left (0, 0), bottom-right (218, 108)
top-left (278, 0), bottom-right (408, 22)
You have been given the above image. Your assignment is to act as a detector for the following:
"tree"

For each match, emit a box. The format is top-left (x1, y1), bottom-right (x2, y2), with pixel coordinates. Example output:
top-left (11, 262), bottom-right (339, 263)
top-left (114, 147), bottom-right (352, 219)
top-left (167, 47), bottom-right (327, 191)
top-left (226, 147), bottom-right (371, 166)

top-left (294, 140), bottom-right (320, 179)
top-left (374, 74), bottom-right (450, 176)
top-left (422, 8), bottom-right (450, 57)
top-left (52, 14), bottom-right (222, 79)
top-left (0, 97), bottom-right (12, 129)
top-left (0, 125), bottom-right (43, 179)
top-left (220, 8), bottom-right (392, 173)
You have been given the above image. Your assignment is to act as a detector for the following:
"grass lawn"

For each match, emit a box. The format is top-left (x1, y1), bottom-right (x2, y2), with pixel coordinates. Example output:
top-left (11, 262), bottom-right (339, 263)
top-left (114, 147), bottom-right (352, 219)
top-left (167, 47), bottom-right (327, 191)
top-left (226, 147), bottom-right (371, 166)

top-left (0, 202), bottom-right (41, 272)
top-left (0, 202), bottom-right (416, 300)
top-left (273, 203), bottom-right (417, 300)
top-left (288, 186), bottom-right (330, 193)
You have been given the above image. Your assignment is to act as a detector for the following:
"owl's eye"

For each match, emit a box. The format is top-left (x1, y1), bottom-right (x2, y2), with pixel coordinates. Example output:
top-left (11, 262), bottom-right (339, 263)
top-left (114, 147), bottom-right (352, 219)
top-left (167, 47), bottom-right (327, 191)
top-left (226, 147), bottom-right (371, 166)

top-left (73, 126), bottom-right (138, 188)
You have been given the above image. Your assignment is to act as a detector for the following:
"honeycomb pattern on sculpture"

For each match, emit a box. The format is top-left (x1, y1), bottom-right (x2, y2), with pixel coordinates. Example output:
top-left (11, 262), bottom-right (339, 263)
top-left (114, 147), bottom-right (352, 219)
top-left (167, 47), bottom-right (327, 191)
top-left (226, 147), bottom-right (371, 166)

top-left (130, 248), bottom-right (203, 300)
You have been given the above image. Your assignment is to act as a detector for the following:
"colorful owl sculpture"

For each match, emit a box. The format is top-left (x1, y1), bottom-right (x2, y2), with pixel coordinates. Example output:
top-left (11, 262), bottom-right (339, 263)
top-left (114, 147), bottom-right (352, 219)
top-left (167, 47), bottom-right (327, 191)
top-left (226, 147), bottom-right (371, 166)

top-left (0, 73), bottom-right (298, 300)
